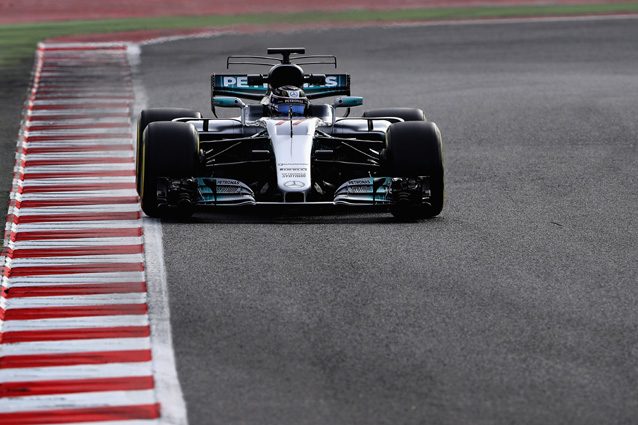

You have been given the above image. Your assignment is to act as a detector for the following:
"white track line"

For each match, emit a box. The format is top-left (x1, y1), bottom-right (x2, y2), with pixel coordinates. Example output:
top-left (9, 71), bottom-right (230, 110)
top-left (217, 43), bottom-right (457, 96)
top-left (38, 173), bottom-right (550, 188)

top-left (126, 38), bottom-right (188, 424)
top-left (1, 337), bottom-right (152, 356)
top-left (28, 109), bottom-right (129, 116)
top-left (11, 191), bottom-right (136, 199)
top-left (48, 421), bottom-right (158, 425)
top-left (22, 153), bottom-right (134, 160)
top-left (17, 165), bottom-right (136, 173)
top-left (6, 280), bottom-right (145, 289)
top-left (13, 205), bottom-right (141, 215)
top-left (6, 273), bottom-right (146, 287)
top-left (20, 177), bottom-right (135, 185)
top-left (31, 99), bottom-right (131, 106)
top-left (25, 130), bottom-right (132, 137)
top-left (27, 119), bottom-right (131, 126)
top-left (21, 143), bottom-right (133, 149)
top-left (1, 316), bottom-right (149, 332)
top-left (0, 390), bottom-right (156, 413)
top-left (1, 293), bottom-right (147, 309)
top-left (7, 254), bottom-right (144, 264)
top-left (0, 362), bottom-right (154, 382)
top-left (59, 420), bottom-right (159, 425)
top-left (8, 221), bottom-right (142, 232)
top-left (142, 217), bottom-right (187, 425)
top-left (13, 237), bottom-right (143, 248)
top-left (23, 137), bottom-right (131, 149)
top-left (29, 108), bottom-right (131, 114)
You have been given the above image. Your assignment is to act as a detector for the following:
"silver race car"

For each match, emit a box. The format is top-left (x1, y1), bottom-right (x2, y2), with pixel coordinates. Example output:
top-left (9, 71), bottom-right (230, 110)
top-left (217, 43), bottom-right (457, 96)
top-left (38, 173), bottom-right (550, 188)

top-left (136, 47), bottom-right (444, 220)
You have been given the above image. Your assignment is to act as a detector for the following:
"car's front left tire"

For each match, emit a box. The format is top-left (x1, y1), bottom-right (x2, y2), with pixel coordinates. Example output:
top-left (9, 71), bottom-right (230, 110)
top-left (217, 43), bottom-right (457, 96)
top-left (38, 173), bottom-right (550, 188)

top-left (384, 121), bottom-right (444, 220)
top-left (363, 107), bottom-right (427, 122)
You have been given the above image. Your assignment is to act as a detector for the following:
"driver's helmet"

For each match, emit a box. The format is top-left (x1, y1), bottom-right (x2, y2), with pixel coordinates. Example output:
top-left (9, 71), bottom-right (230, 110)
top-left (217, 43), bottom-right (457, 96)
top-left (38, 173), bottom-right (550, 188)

top-left (268, 85), bottom-right (308, 116)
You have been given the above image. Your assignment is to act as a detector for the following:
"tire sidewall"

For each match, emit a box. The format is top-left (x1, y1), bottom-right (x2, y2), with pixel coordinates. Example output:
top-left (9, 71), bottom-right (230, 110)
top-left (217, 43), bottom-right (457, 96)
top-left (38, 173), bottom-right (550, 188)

top-left (136, 108), bottom-right (202, 194)
top-left (141, 121), bottom-right (199, 217)
top-left (385, 121), bottom-right (444, 218)
top-left (363, 107), bottom-right (426, 122)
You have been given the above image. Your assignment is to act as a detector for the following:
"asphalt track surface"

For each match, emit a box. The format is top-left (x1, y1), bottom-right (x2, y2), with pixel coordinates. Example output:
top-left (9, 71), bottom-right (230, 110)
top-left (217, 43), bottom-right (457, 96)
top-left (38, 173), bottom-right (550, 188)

top-left (139, 18), bottom-right (638, 424)
top-left (0, 67), bottom-right (31, 208)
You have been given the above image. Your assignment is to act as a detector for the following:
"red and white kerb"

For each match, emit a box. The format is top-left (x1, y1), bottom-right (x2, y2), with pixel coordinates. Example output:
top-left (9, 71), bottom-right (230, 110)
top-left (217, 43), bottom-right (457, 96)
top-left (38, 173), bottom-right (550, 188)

top-left (1, 43), bottom-right (160, 424)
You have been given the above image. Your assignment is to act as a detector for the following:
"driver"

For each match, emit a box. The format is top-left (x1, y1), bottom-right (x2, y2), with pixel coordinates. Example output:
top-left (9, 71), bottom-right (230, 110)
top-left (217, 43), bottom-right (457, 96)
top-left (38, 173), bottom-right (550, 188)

top-left (264, 85), bottom-right (309, 117)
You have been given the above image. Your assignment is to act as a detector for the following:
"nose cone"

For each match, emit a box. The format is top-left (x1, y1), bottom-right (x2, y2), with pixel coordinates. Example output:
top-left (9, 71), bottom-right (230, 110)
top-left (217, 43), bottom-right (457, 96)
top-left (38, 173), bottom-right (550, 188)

top-left (266, 118), bottom-right (319, 196)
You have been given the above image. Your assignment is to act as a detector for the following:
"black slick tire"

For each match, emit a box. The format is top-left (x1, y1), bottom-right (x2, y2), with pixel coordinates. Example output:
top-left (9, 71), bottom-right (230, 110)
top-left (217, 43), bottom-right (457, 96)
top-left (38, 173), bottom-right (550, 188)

top-left (136, 108), bottom-right (201, 194)
top-left (384, 121), bottom-right (444, 220)
top-left (140, 121), bottom-right (199, 218)
top-left (363, 108), bottom-right (426, 122)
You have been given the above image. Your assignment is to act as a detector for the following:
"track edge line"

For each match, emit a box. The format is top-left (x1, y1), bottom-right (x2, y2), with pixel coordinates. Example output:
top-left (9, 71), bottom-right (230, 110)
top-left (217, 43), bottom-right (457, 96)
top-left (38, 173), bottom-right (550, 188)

top-left (130, 40), bottom-right (188, 425)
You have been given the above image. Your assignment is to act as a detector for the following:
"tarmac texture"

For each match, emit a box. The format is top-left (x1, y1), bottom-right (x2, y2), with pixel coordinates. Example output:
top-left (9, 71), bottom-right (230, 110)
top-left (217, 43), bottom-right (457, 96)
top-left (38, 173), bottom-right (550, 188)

top-left (139, 18), bottom-right (638, 425)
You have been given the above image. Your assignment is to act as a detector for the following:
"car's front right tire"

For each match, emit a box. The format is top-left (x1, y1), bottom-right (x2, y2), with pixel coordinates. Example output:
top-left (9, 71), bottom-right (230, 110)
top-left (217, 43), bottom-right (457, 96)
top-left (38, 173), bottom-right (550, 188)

top-left (136, 108), bottom-right (202, 194)
top-left (140, 121), bottom-right (199, 218)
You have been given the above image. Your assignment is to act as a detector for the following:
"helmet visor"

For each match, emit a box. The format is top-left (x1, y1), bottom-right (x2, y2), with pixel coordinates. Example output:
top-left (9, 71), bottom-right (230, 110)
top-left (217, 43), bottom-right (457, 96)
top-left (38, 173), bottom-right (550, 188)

top-left (275, 103), bottom-right (305, 116)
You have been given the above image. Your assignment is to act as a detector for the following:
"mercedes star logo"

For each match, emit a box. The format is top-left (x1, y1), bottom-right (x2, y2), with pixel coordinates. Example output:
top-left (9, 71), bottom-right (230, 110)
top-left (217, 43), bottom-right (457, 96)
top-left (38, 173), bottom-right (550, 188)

top-left (284, 180), bottom-right (305, 188)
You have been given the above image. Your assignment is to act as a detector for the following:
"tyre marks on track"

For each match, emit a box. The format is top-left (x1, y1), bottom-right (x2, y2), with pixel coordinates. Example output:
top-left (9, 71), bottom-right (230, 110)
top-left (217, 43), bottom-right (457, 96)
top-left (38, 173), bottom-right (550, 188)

top-left (1, 43), bottom-right (162, 424)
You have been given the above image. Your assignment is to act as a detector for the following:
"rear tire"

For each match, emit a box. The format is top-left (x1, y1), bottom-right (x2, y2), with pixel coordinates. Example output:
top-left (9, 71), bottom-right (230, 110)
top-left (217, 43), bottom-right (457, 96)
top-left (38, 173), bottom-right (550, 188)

top-left (136, 108), bottom-right (201, 194)
top-left (363, 108), bottom-right (426, 122)
top-left (384, 121), bottom-right (444, 220)
top-left (140, 121), bottom-right (199, 218)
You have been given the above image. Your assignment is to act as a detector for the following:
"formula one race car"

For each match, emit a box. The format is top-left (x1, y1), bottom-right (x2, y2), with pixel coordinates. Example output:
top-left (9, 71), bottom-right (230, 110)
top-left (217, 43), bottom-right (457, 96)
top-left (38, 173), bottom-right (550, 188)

top-left (136, 47), bottom-right (444, 220)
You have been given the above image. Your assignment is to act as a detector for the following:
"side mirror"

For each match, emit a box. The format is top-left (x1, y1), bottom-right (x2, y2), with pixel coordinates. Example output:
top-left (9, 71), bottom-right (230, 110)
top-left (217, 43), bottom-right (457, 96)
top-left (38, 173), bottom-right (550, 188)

top-left (212, 96), bottom-right (246, 108)
top-left (331, 96), bottom-right (364, 126)
top-left (333, 96), bottom-right (363, 108)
